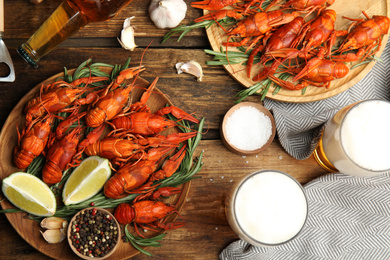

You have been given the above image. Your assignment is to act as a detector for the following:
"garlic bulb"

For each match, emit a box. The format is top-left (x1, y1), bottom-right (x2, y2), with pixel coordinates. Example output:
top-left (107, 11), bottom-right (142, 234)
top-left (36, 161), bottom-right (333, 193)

top-left (118, 16), bottom-right (137, 51)
top-left (149, 0), bottom-right (187, 29)
top-left (176, 61), bottom-right (204, 81)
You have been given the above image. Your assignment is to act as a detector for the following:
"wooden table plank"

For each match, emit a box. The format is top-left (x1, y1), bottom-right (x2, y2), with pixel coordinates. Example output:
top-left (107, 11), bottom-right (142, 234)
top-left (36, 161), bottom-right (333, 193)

top-left (4, 0), bottom-right (205, 39)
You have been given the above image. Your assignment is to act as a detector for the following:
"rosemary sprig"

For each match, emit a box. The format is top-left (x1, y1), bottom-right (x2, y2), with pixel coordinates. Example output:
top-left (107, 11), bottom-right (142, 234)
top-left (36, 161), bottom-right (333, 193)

top-left (204, 49), bottom-right (257, 66)
top-left (26, 154), bottom-right (45, 177)
top-left (0, 208), bottom-right (22, 214)
top-left (235, 80), bottom-right (270, 103)
top-left (351, 55), bottom-right (382, 69)
top-left (162, 17), bottom-right (238, 43)
top-left (163, 20), bottom-right (216, 43)
top-left (124, 224), bottom-right (166, 256)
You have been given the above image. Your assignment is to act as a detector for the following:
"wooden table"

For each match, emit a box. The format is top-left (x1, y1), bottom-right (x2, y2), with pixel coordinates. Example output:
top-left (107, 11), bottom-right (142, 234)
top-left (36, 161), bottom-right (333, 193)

top-left (0, 0), bottom-right (328, 259)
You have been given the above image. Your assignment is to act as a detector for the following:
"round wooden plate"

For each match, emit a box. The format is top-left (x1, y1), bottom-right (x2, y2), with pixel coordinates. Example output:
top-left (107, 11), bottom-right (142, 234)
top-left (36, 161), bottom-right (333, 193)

top-left (0, 68), bottom-right (191, 259)
top-left (205, 0), bottom-right (390, 102)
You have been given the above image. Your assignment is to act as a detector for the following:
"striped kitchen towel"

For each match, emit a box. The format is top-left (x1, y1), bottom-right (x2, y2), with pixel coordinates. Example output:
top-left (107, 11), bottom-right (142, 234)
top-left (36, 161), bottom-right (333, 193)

top-left (220, 172), bottom-right (390, 260)
top-left (262, 38), bottom-right (390, 160)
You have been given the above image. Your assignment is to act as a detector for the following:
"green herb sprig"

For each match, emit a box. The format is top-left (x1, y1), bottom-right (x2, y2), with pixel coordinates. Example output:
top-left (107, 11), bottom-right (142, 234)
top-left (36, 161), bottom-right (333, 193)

top-left (162, 17), bottom-right (237, 43)
top-left (124, 225), bottom-right (166, 257)
top-left (204, 48), bottom-right (257, 66)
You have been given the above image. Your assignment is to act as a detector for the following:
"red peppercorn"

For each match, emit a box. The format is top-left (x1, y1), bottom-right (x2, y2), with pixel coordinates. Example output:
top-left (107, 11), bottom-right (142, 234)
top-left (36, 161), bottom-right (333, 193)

top-left (90, 202), bottom-right (95, 206)
top-left (76, 227), bottom-right (80, 232)
top-left (76, 240), bottom-right (80, 244)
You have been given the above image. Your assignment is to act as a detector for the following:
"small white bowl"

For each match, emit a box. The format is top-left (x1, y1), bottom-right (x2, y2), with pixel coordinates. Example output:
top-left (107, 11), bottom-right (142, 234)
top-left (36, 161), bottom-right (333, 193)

top-left (221, 102), bottom-right (276, 156)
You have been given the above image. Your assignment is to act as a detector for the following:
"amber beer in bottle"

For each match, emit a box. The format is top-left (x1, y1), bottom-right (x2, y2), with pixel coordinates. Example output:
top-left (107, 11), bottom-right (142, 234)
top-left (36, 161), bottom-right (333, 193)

top-left (18, 0), bottom-right (134, 68)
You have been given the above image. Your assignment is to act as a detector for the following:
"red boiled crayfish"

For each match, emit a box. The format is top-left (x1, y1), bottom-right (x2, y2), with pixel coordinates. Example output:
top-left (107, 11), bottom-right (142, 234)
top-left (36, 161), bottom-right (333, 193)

top-left (246, 16), bottom-right (305, 78)
top-left (104, 145), bottom-right (187, 199)
top-left (25, 76), bottom-right (108, 123)
top-left (84, 131), bottom-right (195, 161)
top-left (13, 114), bottom-right (53, 169)
top-left (85, 66), bottom-right (145, 128)
top-left (280, 0), bottom-right (334, 13)
top-left (110, 106), bottom-right (199, 136)
top-left (258, 48), bottom-right (350, 90)
top-left (224, 10), bottom-right (301, 47)
top-left (191, 0), bottom-right (241, 10)
top-left (194, 9), bottom-right (248, 23)
top-left (260, 9), bottom-right (346, 66)
top-left (333, 11), bottom-right (390, 62)
top-left (42, 127), bottom-right (83, 185)
top-left (114, 199), bottom-right (184, 238)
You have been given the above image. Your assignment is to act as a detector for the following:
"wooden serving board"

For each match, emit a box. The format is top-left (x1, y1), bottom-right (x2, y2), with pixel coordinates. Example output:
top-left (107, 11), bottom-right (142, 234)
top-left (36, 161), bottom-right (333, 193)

top-left (0, 68), bottom-right (190, 259)
top-left (206, 0), bottom-right (390, 102)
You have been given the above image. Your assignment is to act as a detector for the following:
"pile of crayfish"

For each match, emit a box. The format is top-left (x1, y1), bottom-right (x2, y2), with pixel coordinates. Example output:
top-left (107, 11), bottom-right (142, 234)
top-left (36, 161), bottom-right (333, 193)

top-left (13, 60), bottom-right (202, 237)
top-left (192, 0), bottom-right (390, 90)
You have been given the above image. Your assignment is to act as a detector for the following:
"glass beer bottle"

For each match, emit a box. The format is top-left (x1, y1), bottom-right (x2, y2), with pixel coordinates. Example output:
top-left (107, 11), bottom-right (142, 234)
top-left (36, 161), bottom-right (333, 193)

top-left (17, 0), bottom-right (134, 68)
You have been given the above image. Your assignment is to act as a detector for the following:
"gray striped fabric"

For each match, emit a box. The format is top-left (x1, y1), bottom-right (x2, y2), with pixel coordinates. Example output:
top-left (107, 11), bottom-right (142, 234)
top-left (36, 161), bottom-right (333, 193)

top-left (220, 173), bottom-right (390, 260)
top-left (263, 39), bottom-right (390, 160)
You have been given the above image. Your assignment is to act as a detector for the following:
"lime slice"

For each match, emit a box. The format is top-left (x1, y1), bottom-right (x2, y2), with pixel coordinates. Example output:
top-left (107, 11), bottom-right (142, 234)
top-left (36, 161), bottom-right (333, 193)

top-left (63, 156), bottom-right (111, 205)
top-left (2, 172), bottom-right (56, 216)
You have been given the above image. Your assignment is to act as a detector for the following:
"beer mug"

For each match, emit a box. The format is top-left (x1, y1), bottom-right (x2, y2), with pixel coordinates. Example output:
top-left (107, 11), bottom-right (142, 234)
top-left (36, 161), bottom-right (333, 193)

top-left (225, 170), bottom-right (308, 247)
top-left (313, 99), bottom-right (390, 177)
top-left (18, 0), bottom-right (134, 68)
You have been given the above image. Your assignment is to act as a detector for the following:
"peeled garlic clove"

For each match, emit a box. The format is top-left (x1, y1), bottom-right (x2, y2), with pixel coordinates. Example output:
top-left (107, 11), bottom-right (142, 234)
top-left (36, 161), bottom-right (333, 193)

top-left (40, 217), bottom-right (67, 230)
top-left (40, 229), bottom-right (66, 244)
top-left (118, 16), bottom-right (137, 51)
top-left (176, 61), bottom-right (204, 82)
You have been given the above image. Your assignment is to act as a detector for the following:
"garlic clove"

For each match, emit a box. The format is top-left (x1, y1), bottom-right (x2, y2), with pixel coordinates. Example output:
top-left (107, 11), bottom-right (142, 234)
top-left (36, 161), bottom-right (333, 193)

top-left (62, 220), bottom-right (68, 230)
top-left (118, 16), bottom-right (137, 51)
top-left (176, 61), bottom-right (204, 81)
top-left (40, 217), bottom-right (67, 230)
top-left (40, 229), bottom-right (66, 244)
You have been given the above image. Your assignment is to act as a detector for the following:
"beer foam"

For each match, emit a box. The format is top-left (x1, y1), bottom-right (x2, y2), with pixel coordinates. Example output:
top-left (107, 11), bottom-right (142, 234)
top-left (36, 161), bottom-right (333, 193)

top-left (234, 171), bottom-right (307, 244)
top-left (341, 100), bottom-right (390, 171)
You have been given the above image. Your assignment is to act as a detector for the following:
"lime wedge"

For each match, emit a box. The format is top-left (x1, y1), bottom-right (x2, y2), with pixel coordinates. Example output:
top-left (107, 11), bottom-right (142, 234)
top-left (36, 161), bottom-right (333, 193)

top-left (2, 172), bottom-right (56, 216)
top-left (62, 156), bottom-right (111, 205)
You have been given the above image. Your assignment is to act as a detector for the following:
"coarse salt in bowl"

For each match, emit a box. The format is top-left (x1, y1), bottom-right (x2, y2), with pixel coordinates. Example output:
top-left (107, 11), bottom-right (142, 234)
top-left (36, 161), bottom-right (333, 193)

top-left (221, 102), bottom-right (276, 155)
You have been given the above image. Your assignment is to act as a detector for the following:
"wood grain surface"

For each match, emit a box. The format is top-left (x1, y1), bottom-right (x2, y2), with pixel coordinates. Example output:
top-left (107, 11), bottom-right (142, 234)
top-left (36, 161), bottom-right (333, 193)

top-left (205, 0), bottom-right (390, 102)
top-left (0, 0), bottom-right (381, 259)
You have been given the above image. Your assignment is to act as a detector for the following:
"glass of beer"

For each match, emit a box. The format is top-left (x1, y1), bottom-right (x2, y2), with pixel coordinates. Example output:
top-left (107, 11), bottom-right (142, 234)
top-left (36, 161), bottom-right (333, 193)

top-left (313, 99), bottom-right (390, 177)
top-left (17, 0), bottom-right (134, 68)
top-left (225, 170), bottom-right (308, 247)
